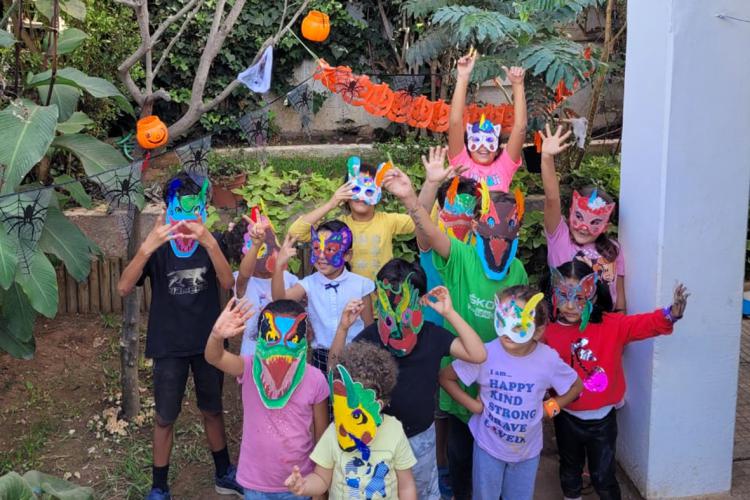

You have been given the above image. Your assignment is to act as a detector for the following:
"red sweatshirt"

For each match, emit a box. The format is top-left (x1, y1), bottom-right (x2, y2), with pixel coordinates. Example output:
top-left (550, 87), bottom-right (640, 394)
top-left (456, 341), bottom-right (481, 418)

top-left (544, 310), bottom-right (673, 412)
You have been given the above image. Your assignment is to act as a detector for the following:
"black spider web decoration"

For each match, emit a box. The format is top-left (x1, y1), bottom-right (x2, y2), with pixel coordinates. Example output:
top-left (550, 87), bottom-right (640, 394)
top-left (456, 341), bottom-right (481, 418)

top-left (0, 189), bottom-right (52, 274)
top-left (287, 84), bottom-right (313, 137)
top-left (176, 135), bottom-right (212, 185)
top-left (392, 75), bottom-right (425, 97)
top-left (92, 162), bottom-right (145, 244)
top-left (239, 108), bottom-right (270, 147)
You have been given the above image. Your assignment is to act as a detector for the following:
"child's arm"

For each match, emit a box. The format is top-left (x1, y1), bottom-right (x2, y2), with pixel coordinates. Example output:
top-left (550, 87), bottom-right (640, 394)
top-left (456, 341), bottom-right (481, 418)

top-left (287, 182), bottom-right (354, 240)
top-left (238, 216), bottom-right (268, 283)
top-left (423, 286), bottom-right (487, 364)
top-left (285, 465), bottom-right (332, 497)
top-left (360, 294), bottom-right (374, 326)
top-left (615, 275), bottom-right (626, 312)
top-left (540, 124), bottom-right (574, 234)
top-left (118, 211), bottom-right (178, 296)
top-left (204, 298), bottom-right (256, 377)
top-left (448, 52), bottom-right (477, 159)
top-left (620, 283), bottom-right (689, 342)
top-left (312, 400), bottom-right (329, 443)
top-left (271, 234), bottom-right (306, 301)
top-left (329, 299), bottom-right (365, 369)
top-left (439, 364), bottom-right (483, 415)
top-left (383, 168), bottom-right (451, 258)
top-left (503, 66), bottom-right (527, 163)
top-left (396, 469), bottom-right (418, 500)
top-left (183, 220), bottom-right (234, 290)
top-left (417, 146), bottom-right (456, 212)
top-left (555, 377), bottom-right (583, 410)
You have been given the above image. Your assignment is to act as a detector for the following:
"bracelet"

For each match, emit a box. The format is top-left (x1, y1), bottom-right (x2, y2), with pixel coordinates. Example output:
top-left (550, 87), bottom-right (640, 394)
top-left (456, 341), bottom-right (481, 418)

top-left (544, 398), bottom-right (561, 418)
top-left (662, 306), bottom-right (681, 323)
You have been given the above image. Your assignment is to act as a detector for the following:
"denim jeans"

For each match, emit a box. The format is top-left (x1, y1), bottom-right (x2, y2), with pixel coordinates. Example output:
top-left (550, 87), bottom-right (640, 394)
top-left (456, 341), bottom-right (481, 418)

top-left (471, 443), bottom-right (540, 500)
top-left (243, 489), bottom-right (310, 500)
top-left (448, 415), bottom-right (474, 500)
top-left (408, 424), bottom-right (441, 500)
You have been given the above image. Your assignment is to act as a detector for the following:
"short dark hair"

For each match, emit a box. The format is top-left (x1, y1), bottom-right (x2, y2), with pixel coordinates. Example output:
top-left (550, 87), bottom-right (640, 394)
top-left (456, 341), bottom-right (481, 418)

top-left (547, 260), bottom-right (614, 324)
top-left (337, 342), bottom-right (398, 405)
top-left (342, 161), bottom-right (379, 185)
top-left (162, 171), bottom-right (203, 205)
top-left (315, 219), bottom-right (353, 271)
top-left (257, 299), bottom-right (307, 331)
top-left (223, 218), bottom-right (249, 265)
top-left (376, 258), bottom-right (427, 296)
top-left (497, 285), bottom-right (548, 329)
top-left (436, 177), bottom-right (479, 216)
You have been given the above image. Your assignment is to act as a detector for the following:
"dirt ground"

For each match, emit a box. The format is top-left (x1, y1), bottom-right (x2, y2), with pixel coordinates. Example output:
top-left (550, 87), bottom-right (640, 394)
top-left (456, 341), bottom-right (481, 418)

top-left (0, 314), bottom-right (242, 499)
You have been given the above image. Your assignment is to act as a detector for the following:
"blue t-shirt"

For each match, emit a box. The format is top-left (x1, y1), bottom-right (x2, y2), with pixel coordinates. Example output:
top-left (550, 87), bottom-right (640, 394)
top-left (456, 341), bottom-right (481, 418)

top-left (419, 250), bottom-right (444, 326)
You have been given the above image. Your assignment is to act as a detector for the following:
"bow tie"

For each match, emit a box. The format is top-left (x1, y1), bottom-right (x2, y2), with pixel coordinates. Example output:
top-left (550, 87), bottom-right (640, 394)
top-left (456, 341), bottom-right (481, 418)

top-left (325, 283), bottom-right (340, 292)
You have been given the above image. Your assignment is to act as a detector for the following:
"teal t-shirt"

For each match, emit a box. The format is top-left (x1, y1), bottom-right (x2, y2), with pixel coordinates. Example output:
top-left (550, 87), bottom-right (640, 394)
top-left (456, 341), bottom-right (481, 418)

top-left (433, 238), bottom-right (528, 422)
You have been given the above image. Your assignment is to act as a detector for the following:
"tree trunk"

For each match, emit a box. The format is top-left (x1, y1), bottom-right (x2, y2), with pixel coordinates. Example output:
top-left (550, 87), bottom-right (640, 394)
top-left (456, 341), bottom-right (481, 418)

top-left (120, 210), bottom-right (142, 420)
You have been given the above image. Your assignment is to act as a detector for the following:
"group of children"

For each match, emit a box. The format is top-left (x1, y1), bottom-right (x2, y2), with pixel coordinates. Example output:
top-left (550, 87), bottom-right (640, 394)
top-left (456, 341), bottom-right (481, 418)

top-left (119, 52), bottom-right (690, 500)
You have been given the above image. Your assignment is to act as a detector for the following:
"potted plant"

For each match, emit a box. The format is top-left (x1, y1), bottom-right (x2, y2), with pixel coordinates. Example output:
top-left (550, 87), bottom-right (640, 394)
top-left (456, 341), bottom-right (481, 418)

top-left (207, 151), bottom-right (247, 208)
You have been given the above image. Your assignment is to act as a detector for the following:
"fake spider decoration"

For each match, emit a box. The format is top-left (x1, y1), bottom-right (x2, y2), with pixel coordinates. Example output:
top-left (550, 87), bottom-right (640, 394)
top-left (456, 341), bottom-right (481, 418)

top-left (392, 75), bottom-right (425, 98)
top-left (0, 189), bottom-right (52, 274)
top-left (239, 109), bottom-right (270, 147)
top-left (176, 135), bottom-right (212, 183)
top-left (94, 162), bottom-right (145, 243)
top-left (334, 74), bottom-right (369, 104)
top-left (287, 84), bottom-right (312, 114)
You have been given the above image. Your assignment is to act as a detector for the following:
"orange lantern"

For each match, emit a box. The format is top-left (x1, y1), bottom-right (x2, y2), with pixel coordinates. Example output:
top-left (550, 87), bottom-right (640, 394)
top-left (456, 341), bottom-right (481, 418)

top-left (407, 95), bottom-right (434, 128)
top-left (429, 99), bottom-right (450, 132)
top-left (386, 91), bottom-right (414, 124)
top-left (363, 83), bottom-right (395, 117)
top-left (136, 115), bottom-right (168, 149)
top-left (301, 11), bottom-right (330, 42)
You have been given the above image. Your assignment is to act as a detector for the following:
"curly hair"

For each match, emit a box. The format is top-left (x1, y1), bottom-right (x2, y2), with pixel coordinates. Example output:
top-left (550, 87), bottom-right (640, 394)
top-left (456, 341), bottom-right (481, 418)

top-left (497, 285), bottom-right (549, 329)
top-left (337, 342), bottom-right (398, 405)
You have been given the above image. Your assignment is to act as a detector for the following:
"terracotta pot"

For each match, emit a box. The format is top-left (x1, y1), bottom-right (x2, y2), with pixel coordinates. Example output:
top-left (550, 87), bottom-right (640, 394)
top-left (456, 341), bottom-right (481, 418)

top-left (211, 173), bottom-right (246, 208)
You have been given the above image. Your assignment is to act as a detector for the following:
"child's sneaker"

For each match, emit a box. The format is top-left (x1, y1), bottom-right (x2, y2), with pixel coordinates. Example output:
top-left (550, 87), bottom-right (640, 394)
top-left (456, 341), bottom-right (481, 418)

top-left (145, 488), bottom-right (171, 500)
top-left (214, 464), bottom-right (243, 496)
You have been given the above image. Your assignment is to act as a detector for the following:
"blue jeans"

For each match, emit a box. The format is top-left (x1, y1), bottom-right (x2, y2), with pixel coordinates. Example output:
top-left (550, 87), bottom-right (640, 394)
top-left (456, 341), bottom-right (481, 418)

top-left (408, 424), bottom-right (441, 500)
top-left (471, 443), bottom-right (540, 500)
top-left (243, 490), bottom-right (310, 500)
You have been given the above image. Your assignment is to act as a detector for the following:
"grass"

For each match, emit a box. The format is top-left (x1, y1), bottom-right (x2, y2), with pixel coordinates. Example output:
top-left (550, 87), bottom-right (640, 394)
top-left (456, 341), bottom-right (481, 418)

top-left (0, 420), bottom-right (56, 474)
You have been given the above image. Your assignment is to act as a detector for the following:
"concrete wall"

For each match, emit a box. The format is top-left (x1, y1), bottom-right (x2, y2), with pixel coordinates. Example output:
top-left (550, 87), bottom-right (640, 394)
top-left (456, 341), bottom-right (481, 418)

top-left (618, 1), bottom-right (750, 497)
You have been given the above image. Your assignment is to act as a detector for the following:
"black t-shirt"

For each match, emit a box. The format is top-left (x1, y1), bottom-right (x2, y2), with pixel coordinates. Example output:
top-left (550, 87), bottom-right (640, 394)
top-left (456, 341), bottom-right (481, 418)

top-left (137, 241), bottom-right (222, 359)
top-left (355, 321), bottom-right (455, 437)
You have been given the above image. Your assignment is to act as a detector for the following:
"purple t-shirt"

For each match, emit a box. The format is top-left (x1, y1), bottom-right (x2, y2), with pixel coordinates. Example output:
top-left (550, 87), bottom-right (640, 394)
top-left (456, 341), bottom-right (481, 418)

top-left (453, 341), bottom-right (578, 462)
top-left (237, 356), bottom-right (329, 491)
top-left (546, 219), bottom-right (625, 305)
top-left (449, 147), bottom-right (521, 193)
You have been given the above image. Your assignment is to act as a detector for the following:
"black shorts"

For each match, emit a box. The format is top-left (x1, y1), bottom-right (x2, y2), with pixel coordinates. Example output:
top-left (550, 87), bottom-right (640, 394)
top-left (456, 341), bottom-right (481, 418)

top-left (152, 354), bottom-right (224, 424)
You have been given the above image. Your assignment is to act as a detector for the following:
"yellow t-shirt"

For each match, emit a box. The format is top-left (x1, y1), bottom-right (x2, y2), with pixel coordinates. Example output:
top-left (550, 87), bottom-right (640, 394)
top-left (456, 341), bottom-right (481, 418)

top-left (310, 415), bottom-right (417, 499)
top-left (288, 212), bottom-right (415, 281)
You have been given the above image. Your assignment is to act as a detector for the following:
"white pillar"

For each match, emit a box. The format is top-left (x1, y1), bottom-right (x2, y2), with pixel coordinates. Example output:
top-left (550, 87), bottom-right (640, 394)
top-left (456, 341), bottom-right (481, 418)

top-left (618, 1), bottom-right (750, 497)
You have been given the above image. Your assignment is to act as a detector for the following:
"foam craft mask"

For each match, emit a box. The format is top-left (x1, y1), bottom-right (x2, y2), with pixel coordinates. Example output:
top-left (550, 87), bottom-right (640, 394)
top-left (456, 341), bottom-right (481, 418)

top-left (375, 273), bottom-right (424, 357)
top-left (310, 225), bottom-right (352, 269)
top-left (438, 177), bottom-right (476, 244)
top-left (329, 364), bottom-right (383, 452)
top-left (238, 45), bottom-right (273, 93)
top-left (466, 114), bottom-right (501, 153)
top-left (551, 267), bottom-right (598, 331)
top-left (494, 293), bottom-right (544, 344)
top-left (569, 189), bottom-right (615, 237)
top-left (252, 310), bottom-right (307, 408)
top-left (242, 205), bottom-right (280, 273)
top-left (165, 178), bottom-right (209, 258)
top-left (475, 182), bottom-right (524, 280)
top-left (346, 156), bottom-right (392, 205)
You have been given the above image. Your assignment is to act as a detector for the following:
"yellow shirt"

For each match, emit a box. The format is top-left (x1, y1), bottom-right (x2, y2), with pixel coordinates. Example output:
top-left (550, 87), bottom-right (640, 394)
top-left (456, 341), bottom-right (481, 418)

top-left (288, 212), bottom-right (415, 281)
top-left (310, 415), bottom-right (417, 499)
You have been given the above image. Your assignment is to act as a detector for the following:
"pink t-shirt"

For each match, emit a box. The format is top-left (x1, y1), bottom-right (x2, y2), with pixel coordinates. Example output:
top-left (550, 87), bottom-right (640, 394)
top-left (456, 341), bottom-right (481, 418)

top-left (449, 147), bottom-right (522, 193)
top-left (546, 219), bottom-right (625, 305)
top-left (237, 355), bottom-right (329, 492)
top-left (453, 341), bottom-right (578, 462)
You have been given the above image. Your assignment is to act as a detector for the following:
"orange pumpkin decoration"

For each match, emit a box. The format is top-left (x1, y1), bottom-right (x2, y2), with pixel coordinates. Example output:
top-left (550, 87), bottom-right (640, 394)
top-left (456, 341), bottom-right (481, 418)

top-left (313, 60), bottom-right (337, 89)
top-left (429, 99), bottom-right (450, 132)
top-left (350, 77), bottom-right (374, 107)
top-left (363, 83), bottom-right (395, 117)
top-left (137, 115), bottom-right (168, 149)
top-left (301, 11), bottom-right (330, 42)
top-left (386, 91), bottom-right (414, 123)
top-left (407, 95), bottom-right (433, 128)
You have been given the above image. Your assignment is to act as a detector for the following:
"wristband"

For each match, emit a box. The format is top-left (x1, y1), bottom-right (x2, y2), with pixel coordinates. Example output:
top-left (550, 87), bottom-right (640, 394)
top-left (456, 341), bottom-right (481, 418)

top-left (544, 398), bottom-right (561, 418)
top-left (662, 306), bottom-right (681, 323)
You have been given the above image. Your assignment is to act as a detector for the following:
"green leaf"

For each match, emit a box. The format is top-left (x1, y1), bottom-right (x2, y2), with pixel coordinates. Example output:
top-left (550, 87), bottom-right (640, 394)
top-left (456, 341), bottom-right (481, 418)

top-left (0, 471), bottom-right (35, 498)
top-left (53, 174), bottom-right (92, 208)
top-left (38, 205), bottom-right (98, 281)
top-left (56, 111), bottom-right (93, 134)
top-left (29, 67), bottom-right (134, 116)
top-left (60, 0), bottom-right (87, 21)
top-left (52, 133), bottom-right (128, 175)
top-left (15, 250), bottom-right (58, 318)
top-left (0, 29), bottom-right (16, 48)
top-left (4, 282), bottom-right (37, 342)
top-left (22, 470), bottom-right (94, 500)
top-left (0, 226), bottom-right (19, 289)
top-left (57, 27), bottom-right (88, 55)
top-left (37, 83), bottom-right (81, 122)
top-left (35, 0), bottom-right (54, 19)
top-left (0, 101), bottom-right (59, 193)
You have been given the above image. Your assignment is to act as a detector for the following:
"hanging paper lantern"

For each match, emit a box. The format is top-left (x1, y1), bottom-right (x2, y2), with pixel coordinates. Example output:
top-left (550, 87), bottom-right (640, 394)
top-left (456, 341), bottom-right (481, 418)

top-left (407, 95), bottom-right (434, 128)
top-left (136, 116), bottom-right (168, 149)
top-left (386, 91), bottom-right (414, 124)
top-left (301, 11), bottom-right (330, 42)
top-left (363, 83), bottom-right (395, 117)
top-left (429, 99), bottom-right (450, 132)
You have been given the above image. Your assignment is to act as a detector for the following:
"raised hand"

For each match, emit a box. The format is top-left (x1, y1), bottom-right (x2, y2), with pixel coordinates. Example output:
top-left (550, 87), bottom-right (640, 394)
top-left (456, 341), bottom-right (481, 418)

top-left (541, 124), bottom-right (574, 157)
top-left (456, 50), bottom-right (478, 79)
top-left (502, 65), bottom-right (526, 86)
top-left (243, 215), bottom-right (270, 246)
top-left (285, 465), bottom-right (306, 496)
top-left (141, 210), bottom-right (179, 255)
top-left (382, 167), bottom-right (416, 201)
top-left (211, 297), bottom-right (255, 339)
top-left (181, 219), bottom-right (216, 248)
top-left (277, 234), bottom-right (298, 269)
top-left (329, 181), bottom-right (355, 207)
top-left (340, 299), bottom-right (365, 331)
top-left (421, 146), bottom-right (455, 184)
top-left (670, 283), bottom-right (690, 320)
top-left (421, 286), bottom-right (454, 316)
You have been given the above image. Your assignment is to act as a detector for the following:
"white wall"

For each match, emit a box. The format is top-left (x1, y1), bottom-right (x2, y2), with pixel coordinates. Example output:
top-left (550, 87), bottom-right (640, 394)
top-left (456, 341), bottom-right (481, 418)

top-left (618, 1), bottom-right (750, 497)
